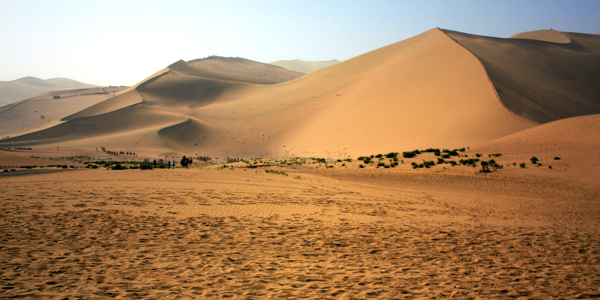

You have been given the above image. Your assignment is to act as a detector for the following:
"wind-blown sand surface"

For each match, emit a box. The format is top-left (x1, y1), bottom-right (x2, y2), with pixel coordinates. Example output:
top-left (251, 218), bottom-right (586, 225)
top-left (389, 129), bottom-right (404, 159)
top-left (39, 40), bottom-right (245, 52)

top-left (1, 163), bottom-right (599, 299)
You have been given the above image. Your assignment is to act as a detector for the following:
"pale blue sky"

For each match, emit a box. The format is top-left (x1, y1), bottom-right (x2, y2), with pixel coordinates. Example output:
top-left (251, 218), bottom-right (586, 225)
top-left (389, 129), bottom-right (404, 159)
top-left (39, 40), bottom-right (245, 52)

top-left (1, 0), bottom-right (599, 86)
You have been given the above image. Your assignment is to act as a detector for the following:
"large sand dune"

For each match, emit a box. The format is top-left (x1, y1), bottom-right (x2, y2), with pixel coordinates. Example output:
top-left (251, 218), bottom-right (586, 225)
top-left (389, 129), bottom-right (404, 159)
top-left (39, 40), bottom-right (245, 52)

top-left (1, 28), bottom-right (598, 158)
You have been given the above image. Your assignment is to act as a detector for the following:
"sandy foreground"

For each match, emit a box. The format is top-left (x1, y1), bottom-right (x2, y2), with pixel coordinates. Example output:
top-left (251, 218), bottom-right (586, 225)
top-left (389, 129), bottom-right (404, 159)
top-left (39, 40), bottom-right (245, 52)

top-left (1, 159), bottom-right (599, 299)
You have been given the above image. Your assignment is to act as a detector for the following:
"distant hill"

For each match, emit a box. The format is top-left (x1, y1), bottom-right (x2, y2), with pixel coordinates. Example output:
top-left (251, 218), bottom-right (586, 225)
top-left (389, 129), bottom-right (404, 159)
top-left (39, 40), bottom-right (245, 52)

top-left (269, 59), bottom-right (341, 73)
top-left (0, 77), bottom-right (97, 106)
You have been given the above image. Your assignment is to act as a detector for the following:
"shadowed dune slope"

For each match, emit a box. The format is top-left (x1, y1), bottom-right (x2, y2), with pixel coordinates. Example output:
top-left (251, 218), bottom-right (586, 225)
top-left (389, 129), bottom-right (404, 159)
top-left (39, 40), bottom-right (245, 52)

top-left (3, 104), bottom-right (184, 146)
top-left (444, 29), bottom-right (600, 124)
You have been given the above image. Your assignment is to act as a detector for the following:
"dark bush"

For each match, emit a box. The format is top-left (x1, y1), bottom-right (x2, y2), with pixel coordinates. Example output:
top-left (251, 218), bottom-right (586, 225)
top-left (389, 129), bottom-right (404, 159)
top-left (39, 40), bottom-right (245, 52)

top-left (111, 164), bottom-right (127, 170)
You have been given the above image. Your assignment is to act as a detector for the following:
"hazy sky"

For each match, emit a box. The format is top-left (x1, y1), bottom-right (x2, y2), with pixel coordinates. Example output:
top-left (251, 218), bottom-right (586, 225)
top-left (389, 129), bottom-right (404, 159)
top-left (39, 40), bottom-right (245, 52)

top-left (1, 0), bottom-right (599, 86)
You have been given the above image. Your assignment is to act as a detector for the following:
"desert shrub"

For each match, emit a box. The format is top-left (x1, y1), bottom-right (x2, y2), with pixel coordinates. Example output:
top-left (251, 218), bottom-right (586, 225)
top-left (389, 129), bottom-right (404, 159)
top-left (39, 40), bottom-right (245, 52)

top-left (423, 161), bottom-right (435, 168)
top-left (411, 162), bottom-right (419, 169)
top-left (3, 169), bottom-right (8, 173)
top-left (520, 163), bottom-right (526, 168)
top-left (437, 158), bottom-right (445, 164)
top-left (359, 164), bottom-right (365, 168)
top-left (489, 153), bottom-right (503, 157)
top-left (448, 150), bottom-right (459, 156)
top-left (375, 154), bottom-right (383, 158)
top-left (447, 160), bottom-right (457, 166)
top-left (530, 157), bottom-right (539, 164)
top-left (403, 151), bottom-right (419, 158)
top-left (480, 161), bottom-right (491, 173)
top-left (442, 154), bottom-right (450, 159)
top-left (344, 158), bottom-right (352, 162)
top-left (111, 164), bottom-right (128, 170)
top-left (554, 157), bottom-right (561, 160)
top-left (480, 160), bottom-right (503, 173)
top-left (549, 165), bottom-right (553, 169)
top-left (265, 169), bottom-right (288, 176)
top-left (459, 158), bottom-right (479, 166)
top-left (385, 152), bottom-right (398, 158)
top-left (475, 153), bottom-right (482, 157)
top-left (377, 162), bottom-right (385, 167)
top-left (140, 164), bottom-right (153, 170)
top-left (337, 159), bottom-right (342, 162)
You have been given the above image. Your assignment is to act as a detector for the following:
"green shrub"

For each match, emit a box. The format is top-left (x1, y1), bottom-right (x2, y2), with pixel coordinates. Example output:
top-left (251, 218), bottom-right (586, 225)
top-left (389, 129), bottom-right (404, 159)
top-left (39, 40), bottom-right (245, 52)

top-left (359, 164), bottom-right (365, 168)
top-left (140, 164), bottom-right (153, 170)
top-left (423, 161), bottom-right (435, 168)
top-left (554, 157), bottom-right (561, 160)
top-left (385, 152), bottom-right (398, 158)
top-left (530, 157), bottom-right (539, 164)
top-left (111, 164), bottom-right (127, 170)
top-left (442, 154), bottom-right (450, 159)
top-left (403, 151), bottom-right (418, 158)
top-left (459, 158), bottom-right (479, 166)
top-left (520, 163), bottom-right (526, 168)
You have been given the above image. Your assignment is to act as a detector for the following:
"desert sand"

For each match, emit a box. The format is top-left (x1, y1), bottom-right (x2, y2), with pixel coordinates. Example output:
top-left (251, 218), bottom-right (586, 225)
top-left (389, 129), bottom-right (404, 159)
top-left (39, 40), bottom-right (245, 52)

top-left (1, 143), bottom-right (599, 299)
top-left (0, 27), bottom-right (599, 299)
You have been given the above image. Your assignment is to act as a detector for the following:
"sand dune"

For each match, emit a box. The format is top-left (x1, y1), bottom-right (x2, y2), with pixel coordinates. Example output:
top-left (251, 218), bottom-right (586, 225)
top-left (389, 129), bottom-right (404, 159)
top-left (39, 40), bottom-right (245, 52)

top-left (269, 59), bottom-right (341, 73)
top-left (184, 57), bottom-right (305, 84)
top-left (0, 87), bottom-right (126, 138)
top-left (510, 29), bottom-right (571, 43)
top-left (0, 77), bottom-right (97, 106)
top-left (475, 114), bottom-right (600, 185)
top-left (445, 29), bottom-right (600, 123)
top-left (2, 28), bottom-right (598, 159)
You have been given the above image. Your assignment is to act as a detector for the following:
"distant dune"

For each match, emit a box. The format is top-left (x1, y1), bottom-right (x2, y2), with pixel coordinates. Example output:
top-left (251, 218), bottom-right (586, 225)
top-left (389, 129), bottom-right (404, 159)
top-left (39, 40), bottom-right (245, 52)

top-left (0, 77), bottom-right (97, 106)
top-left (269, 59), bottom-right (341, 73)
top-left (510, 29), bottom-right (572, 43)
top-left (1, 29), bottom-right (598, 159)
top-left (0, 87), bottom-right (127, 138)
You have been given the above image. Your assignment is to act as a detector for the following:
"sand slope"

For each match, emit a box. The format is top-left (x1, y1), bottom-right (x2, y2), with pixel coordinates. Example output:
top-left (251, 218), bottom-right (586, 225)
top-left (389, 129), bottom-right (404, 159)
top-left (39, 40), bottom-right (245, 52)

top-left (475, 114), bottom-right (600, 185)
top-left (269, 59), bottom-right (341, 73)
top-left (0, 87), bottom-right (127, 138)
top-left (0, 77), bottom-right (97, 106)
top-left (445, 29), bottom-right (600, 123)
